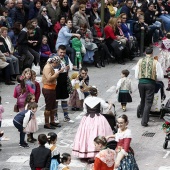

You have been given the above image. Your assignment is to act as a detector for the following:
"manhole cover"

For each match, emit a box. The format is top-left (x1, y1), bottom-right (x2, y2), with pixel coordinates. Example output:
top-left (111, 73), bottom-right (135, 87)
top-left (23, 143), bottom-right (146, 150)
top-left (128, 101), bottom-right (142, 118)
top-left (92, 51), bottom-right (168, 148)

top-left (142, 131), bottom-right (155, 137)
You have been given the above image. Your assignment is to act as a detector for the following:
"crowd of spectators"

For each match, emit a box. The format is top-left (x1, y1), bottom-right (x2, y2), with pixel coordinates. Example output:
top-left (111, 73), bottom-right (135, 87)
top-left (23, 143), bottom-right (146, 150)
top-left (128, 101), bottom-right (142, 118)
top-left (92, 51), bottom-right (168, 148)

top-left (0, 0), bottom-right (170, 85)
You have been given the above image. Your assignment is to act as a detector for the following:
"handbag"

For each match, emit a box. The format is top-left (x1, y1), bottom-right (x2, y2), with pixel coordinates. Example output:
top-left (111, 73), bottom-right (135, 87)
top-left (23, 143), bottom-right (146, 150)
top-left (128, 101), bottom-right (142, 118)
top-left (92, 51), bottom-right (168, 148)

top-left (14, 104), bottom-right (19, 112)
top-left (111, 40), bottom-right (124, 51)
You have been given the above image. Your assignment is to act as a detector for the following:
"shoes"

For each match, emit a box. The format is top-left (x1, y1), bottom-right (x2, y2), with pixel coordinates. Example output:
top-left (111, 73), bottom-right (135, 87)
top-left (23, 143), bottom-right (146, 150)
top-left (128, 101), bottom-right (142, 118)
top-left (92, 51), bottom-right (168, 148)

top-left (32, 138), bottom-right (37, 142)
top-left (5, 81), bottom-right (15, 85)
top-left (44, 124), bottom-right (56, 129)
top-left (0, 143), bottom-right (2, 147)
top-left (27, 138), bottom-right (34, 143)
top-left (118, 61), bottom-right (125, 65)
top-left (122, 106), bottom-right (126, 112)
top-left (101, 61), bottom-right (105, 67)
top-left (141, 123), bottom-right (148, 127)
top-left (95, 63), bottom-right (101, 68)
top-left (50, 122), bottom-right (61, 127)
top-left (20, 143), bottom-right (29, 148)
top-left (153, 42), bottom-right (159, 47)
top-left (162, 36), bottom-right (167, 40)
top-left (63, 115), bottom-right (74, 123)
top-left (110, 55), bottom-right (115, 60)
top-left (10, 77), bottom-right (16, 81)
top-left (72, 107), bottom-right (77, 111)
top-left (72, 68), bottom-right (79, 71)
top-left (88, 158), bottom-right (95, 164)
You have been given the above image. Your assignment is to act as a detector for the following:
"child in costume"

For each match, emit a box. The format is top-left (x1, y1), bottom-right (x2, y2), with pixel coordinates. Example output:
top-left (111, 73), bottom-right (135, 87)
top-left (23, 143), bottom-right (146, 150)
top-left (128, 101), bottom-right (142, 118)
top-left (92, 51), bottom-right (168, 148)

top-left (71, 37), bottom-right (82, 69)
top-left (159, 33), bottom-right (170, 75)
top-left (69, 72), bottom-right (84, 111)
top-left (93, 136), bottom-right (116, 170)
top-left (116, 69), bottom-right (132, 111)
top-left (25, 93), bottom-right (38, 143)
top-left (58, 153), bottom-right (71, 170)
top-left (45, 132), bottom-right (60, 168)
top-left (13, 102), bottom-right (38, 148)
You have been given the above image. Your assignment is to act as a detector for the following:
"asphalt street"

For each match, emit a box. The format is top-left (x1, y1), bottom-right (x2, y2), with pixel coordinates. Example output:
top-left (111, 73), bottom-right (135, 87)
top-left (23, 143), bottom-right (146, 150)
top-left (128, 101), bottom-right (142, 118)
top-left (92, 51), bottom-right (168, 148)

top-left (0, 46), bottom-right (170, 170)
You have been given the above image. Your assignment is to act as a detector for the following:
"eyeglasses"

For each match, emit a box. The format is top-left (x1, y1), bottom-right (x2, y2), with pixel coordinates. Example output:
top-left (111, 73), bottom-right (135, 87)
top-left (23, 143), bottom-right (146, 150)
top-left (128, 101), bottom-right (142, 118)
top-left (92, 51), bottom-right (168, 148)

top-left (117, 121), bottom-right (125, 125)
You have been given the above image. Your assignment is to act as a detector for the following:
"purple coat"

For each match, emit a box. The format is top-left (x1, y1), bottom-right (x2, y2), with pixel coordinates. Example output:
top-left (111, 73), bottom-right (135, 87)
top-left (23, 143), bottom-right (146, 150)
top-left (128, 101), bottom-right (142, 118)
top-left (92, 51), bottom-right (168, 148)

top-left (40, 44), bottom-right (51, 58)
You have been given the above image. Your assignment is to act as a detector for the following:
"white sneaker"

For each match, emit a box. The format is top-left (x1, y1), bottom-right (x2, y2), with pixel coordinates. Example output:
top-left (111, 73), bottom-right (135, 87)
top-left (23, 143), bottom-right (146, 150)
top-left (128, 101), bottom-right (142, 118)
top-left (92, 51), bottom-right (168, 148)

top-left (68, 119), bottom-right (74, 123)
top-left (55, 116), bottom-right (60, 123)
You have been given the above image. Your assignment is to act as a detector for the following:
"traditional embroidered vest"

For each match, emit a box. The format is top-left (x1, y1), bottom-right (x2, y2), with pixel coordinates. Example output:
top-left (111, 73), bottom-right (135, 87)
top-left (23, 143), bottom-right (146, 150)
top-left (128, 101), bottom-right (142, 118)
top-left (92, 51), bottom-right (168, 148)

top-left (138, 56), bottom-right (157, 80)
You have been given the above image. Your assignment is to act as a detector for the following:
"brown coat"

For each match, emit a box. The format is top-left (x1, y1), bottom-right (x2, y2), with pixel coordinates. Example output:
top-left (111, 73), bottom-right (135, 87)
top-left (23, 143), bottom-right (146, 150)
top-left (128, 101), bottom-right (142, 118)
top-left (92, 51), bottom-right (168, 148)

top-left (42, 62), bottom-right (57, 85)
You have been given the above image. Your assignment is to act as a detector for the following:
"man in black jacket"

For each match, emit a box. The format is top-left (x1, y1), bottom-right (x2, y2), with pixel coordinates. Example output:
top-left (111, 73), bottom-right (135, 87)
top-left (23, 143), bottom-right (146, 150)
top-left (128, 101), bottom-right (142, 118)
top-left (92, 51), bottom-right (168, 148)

top-left (30, 134), bottom-right (51, 170)
top-left (144, 3), bottom-right (162, 45)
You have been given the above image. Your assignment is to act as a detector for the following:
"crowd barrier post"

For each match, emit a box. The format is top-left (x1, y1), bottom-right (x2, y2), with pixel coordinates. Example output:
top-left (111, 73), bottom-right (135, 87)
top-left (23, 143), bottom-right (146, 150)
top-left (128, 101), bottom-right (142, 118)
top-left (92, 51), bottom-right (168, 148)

top-left (140, 29), bottom-right (144, 57)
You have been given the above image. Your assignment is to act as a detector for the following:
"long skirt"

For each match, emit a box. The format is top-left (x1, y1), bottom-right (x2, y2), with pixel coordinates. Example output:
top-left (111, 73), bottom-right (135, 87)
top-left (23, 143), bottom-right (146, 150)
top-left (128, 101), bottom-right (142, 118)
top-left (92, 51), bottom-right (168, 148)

top-left (117, 152), bottom-right (139, 170)
top-left (69, 90), bottom-right (83, 108)
top-left (72, 114), bottom-right (113, 158)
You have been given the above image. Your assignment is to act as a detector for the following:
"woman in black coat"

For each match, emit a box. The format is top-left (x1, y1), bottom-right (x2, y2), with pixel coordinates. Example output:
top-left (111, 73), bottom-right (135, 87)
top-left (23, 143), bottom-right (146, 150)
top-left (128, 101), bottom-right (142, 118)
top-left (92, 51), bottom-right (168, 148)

top-left (59, 0), bottom-right (72, 19)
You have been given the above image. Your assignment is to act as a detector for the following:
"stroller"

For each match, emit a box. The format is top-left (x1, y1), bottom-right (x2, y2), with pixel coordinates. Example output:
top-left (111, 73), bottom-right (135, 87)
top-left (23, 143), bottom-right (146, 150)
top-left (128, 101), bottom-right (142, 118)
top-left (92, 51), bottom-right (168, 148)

top-left (162, 115), bottom-right (170, 149)
top-left (137, 81), bottom-right (166, 118)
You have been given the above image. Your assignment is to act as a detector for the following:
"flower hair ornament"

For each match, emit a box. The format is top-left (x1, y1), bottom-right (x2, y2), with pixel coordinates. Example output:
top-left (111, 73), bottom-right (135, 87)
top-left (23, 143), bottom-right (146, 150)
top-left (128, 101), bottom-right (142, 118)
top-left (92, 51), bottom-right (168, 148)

top-left (20, 75), bottom-right (25, 80)
top-left (47, 56), bottom-right (61, 63)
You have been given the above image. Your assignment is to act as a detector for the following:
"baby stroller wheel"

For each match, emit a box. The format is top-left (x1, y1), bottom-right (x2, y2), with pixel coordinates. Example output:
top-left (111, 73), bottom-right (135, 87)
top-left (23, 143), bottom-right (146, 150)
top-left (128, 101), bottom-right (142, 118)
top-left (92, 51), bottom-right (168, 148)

top-left (137, 105), bottom-right (141, 118)
top-left (163, 141), bottom-right (168, 149)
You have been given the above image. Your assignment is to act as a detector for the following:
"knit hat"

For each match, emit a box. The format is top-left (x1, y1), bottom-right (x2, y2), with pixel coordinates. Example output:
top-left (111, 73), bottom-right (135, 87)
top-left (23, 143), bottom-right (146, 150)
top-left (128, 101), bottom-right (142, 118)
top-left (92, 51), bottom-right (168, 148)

top-left (47, 56), bottom-right (61, 63)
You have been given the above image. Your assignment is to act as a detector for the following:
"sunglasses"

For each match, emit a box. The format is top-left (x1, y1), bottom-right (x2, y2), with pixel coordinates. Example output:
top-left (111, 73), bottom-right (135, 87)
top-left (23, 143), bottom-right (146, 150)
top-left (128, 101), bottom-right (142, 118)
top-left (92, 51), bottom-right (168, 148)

top-left (43, 10), bottom-right (47, 12)
top-left (117, 22), bottom-right (121, 23)
top-left (122, 17), bottom-right (127, 19)
top-left (95, 23), bottom-right (100, 25)
top-left (81, 10), bottom-right (85, 11)
top-left (80, 28), bottom-right (85, 31)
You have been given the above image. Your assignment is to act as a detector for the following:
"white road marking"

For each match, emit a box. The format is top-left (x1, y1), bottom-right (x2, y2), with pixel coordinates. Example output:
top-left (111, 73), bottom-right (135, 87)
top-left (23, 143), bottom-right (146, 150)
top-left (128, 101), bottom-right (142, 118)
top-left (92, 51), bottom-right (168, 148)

top-left (6, 156), bottom-right (29, 163)
top-left (106, 86), bottom-right (116, 93)
top-left (158, 167), bottom-right (170, 170)
top-left (163, 151), bottom-right (170, 158)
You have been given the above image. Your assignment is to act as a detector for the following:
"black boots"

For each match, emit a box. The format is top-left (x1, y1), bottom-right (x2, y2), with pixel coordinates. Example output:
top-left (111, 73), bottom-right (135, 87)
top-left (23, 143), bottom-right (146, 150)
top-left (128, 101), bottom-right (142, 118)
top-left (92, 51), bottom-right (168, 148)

top-left (95, 63), bottom-right (101, 68)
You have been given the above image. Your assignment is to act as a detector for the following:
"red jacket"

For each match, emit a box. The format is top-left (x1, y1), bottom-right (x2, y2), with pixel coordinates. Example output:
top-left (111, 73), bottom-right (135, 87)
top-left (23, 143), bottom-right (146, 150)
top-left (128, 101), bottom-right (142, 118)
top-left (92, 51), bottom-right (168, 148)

top-left (104, 25), bottom-right (117, 40)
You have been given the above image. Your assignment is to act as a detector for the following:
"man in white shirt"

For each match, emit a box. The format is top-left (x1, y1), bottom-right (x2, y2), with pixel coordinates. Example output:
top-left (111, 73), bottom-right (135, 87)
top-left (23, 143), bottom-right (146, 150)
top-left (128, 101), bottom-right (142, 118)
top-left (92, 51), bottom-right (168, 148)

top-left (135, 47), bottom-right (163, 127)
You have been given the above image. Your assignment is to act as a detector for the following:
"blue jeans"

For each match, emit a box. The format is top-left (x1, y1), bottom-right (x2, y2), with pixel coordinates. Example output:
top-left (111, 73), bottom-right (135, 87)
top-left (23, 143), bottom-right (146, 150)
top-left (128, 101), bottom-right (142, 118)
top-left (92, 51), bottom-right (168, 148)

top-left (159, 14), bottom-right (170, 32)
top-left (148, 25), bottom-right (159, 43)
top-left (13, 120), bottom-right (26, 145)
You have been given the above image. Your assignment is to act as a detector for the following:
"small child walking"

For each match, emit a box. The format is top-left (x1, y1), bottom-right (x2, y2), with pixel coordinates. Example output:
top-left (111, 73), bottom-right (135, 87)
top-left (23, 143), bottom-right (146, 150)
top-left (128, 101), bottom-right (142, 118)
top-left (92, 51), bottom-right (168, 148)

top-left (69, 72), bottom-right (84, 111)
top-left (31, 70), bottom-right (41, 103)
top-left (30, 134), bottom-right (51, 170)
top-left (13, 102), bottom-right (38, 148)
top-left (116, 69), bottom-right (132, 111)
top-left (13, 75), bottom-right (35, 112)
top-left (25, 93), bottom-right (38, 143)
top-left (58, 153), bottom-right (71, 170)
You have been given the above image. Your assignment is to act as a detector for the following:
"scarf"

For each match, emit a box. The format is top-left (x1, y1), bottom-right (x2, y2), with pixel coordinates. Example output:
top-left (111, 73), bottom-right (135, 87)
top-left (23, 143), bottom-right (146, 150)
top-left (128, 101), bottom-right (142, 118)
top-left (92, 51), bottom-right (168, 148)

top-left (94, 25), bottom-right (102, 37)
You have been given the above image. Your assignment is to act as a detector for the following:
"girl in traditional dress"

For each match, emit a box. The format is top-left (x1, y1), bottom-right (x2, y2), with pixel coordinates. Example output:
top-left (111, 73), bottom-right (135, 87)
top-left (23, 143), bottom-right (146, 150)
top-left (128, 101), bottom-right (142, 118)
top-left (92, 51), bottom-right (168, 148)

top-left (72, 86), bottom-right (113, 159)
top-left (93, 136), bottom-right (116, 170)
top-left (106, 114), bottom-right (139, 170)
top-left (116, 69), bottom-right (132, 112)
top-left (58, 153), bottom-right (71, 170)
top-left (69, 72), bottom-right (84, 111)
top-left (45, 132), bottom-right (60, 164)
top-left (25, 93), bottom-right (38, 143)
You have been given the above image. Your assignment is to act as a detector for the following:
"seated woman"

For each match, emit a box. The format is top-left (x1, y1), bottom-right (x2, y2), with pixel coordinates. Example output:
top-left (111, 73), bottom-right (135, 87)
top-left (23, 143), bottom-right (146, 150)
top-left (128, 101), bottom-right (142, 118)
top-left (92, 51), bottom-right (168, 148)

top-left (72, 86), bottom-right (113, 159)
top-left (40, 35), bottom-right (52, 72)
top-left (91, 18), bottom-right (114, 67)
top-left (76, 23), bottom-right (100, 68)
top-left (104, 17), bottom-right (126, 64)
top-left (89, 2), bottom-right (100, 27)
